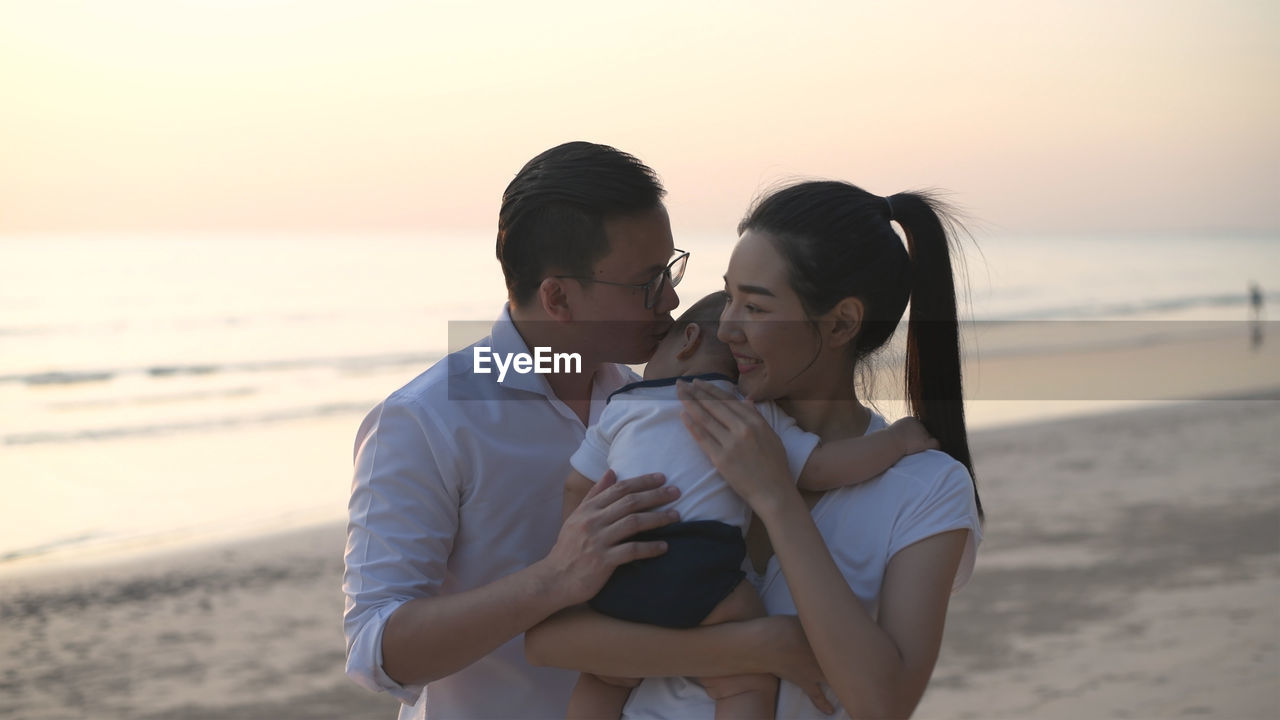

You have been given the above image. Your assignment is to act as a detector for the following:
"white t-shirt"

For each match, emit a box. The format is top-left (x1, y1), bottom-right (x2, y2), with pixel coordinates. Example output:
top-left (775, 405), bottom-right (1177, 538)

top-left (343, 305), bottom-right (637, 720)
top-left (621, 412), bottom-right (983, 720)
top-left (570, 375), bottom-right (820, 531)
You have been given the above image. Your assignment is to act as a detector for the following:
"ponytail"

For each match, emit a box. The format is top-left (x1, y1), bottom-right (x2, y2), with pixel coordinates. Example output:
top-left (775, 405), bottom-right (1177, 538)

top-left (741, 182), bottom-right (983, 522)
top-left (891, 192), bottom-right (983, 521)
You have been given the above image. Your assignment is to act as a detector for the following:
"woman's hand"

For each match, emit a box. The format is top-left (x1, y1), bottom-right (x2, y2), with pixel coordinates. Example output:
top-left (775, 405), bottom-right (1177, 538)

top-left (677, 379), bottom-right (796, 508)
top-left (698, 614), bottom-right (833, 715)
top-left (758, 614), bottom-right (834, 714)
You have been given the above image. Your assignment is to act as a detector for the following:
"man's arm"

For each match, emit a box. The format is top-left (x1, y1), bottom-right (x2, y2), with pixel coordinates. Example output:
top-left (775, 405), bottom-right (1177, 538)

top-left (382, 471), bottom-right (680, 686)
top-left (343, 400), bottom-right (679, 694)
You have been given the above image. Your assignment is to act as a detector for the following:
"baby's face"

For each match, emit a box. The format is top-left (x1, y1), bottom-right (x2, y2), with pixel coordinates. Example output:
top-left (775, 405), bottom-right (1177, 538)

top-left (642, 323), bottom-right (737, 381)
top-left (641, 329), bottom-right (686, 380)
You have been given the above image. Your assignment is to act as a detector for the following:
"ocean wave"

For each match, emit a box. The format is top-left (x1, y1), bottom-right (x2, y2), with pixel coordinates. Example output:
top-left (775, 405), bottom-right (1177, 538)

top-left (0, 311), bottom-right (343, 339)
top-left (978, 291), bottom-right (1279, 321)
top-left (0, 352), bottom-right (441, 387)
top-left (3, 402), bottom-right (376, 446)
top-left (17, 370), bottom-right (117, 385)
top-left (0, 532), bottom-right (104, 565)
top-left (47, 386), bottom-right (258, 410)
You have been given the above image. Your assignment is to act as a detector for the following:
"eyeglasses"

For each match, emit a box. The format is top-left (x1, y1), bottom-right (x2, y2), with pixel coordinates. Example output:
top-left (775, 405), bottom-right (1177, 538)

top-left (555, 250), bottom-right (689, 310)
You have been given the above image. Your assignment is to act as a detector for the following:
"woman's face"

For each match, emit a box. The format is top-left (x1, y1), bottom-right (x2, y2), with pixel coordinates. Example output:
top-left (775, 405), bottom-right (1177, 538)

top-left (718, 229), bottom-right (825, 401)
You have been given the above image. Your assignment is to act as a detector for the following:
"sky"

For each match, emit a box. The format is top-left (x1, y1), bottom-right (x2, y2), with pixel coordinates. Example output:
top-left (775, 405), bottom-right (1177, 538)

top-left (2, 0), bottom-right (1277, 235)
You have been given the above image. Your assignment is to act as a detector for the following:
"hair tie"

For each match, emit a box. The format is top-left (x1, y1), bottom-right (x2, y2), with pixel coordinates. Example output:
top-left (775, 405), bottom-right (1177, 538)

top-left (884, 194), bottom-right (895, 221)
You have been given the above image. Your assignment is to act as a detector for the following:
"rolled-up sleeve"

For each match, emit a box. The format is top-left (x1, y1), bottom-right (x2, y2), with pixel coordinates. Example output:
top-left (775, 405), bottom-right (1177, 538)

top-left (569, 412), bottom-right (613, 482)
top-left (343, 394), bottom-right (462, 705)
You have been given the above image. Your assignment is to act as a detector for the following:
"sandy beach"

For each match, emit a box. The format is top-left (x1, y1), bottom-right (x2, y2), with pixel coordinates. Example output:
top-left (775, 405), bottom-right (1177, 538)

top-left (5, 2), bottom-right (1277, 718)
top-left (3, 395), bottom-right (1277, 720)
top-left (915, 395), bottom-right (1280, 720)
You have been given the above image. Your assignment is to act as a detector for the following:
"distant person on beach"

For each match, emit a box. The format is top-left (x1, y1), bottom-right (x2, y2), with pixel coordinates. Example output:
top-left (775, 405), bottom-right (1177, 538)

top-left (1249, 282), bottom-right (1264, 350)
top-left (343, 143), bottom-right (822, 720)
top-left (561, 290), bottom-right (939, 720)
top-left (528, 181), bottom-right (984, 719)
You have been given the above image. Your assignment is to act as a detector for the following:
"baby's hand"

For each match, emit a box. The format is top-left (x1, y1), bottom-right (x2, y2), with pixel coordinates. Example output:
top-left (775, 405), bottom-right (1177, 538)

top-left (889, 417), bottom-right (940, 455)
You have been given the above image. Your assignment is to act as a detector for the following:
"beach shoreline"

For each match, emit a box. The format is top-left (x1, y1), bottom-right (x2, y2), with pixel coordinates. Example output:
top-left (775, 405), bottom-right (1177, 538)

top-left (7, 316), bottom-right (1278, 576)
top-left (3, 396), bottom-right (1278, 719)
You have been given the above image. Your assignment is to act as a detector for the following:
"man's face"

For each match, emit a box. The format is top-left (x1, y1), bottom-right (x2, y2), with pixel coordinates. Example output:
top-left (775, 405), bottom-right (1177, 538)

top-left (572, 205), bottom-right (681, 365)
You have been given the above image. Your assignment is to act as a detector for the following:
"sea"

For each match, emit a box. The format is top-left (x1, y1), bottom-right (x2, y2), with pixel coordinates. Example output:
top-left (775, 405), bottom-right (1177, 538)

top-left (2, 230), bottom-right (1277, 570)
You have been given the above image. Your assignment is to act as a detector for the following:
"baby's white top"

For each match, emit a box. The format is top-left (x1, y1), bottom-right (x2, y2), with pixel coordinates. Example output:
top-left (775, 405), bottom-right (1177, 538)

top-left (570, 375), bottom-right (819, 531)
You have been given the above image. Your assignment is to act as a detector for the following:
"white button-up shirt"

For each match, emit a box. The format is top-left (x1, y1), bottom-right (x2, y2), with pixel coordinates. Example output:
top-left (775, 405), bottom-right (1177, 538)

top-left (344, 305), bottom-right (637, 720)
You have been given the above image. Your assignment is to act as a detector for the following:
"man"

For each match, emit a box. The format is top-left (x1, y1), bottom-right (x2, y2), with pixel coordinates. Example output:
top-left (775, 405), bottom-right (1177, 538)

top-left (344, 142), bottom-right (689, 719)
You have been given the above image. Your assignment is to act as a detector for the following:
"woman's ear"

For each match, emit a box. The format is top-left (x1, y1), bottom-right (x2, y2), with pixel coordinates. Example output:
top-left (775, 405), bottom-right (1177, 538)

top-left (538, 277), bottom-right (573, 322)
top-left (675, 323), bottom-right (703, 360)
top-left (826, 297), bottom-right (864, 348)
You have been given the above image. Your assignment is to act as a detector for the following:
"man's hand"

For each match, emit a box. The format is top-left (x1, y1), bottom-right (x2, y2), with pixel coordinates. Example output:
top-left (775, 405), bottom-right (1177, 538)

top-left (542, 471), bottom-right (680, 606)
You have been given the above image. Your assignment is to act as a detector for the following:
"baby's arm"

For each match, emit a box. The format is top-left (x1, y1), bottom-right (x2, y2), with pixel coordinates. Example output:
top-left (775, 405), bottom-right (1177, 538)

top-left (564, 469), bottom-right (596, 523)
top-left (798, 417), bottom-right (938, 491)
top-left (561, 467), bottom-right (644, 720)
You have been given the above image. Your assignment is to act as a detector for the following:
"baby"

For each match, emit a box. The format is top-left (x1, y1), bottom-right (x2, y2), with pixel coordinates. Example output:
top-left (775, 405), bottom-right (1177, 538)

top-left (562, 291), bottom-right (937, 720)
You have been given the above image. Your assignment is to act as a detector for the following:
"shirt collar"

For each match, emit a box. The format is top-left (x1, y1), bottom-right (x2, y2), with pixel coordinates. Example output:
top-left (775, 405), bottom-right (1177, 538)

top-left (488, 303), bottom-right (555, 398)
top-left (607, 372), bottom-right (735, 403)
top-left (488, 304), bottom-right (640, 422)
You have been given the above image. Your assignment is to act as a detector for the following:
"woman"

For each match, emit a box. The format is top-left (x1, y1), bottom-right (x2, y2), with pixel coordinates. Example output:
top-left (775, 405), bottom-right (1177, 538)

top-left (527, 180), bottom-right (983, 719)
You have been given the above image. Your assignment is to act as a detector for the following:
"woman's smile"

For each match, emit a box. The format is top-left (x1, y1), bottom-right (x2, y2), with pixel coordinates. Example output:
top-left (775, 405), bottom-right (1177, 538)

top-left (732, 351), bottom-right (762, 375)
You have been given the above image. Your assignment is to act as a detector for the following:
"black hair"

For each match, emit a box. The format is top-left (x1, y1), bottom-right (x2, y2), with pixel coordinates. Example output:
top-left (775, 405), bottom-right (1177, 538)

top-left (673, 290), bottom-right (730, 334)
top-left (740, 181), bottom-right (982, 520)
top-left (497, 141), bottom-right (667, 307)
top-left (669, 291), bottom-right (736, 379)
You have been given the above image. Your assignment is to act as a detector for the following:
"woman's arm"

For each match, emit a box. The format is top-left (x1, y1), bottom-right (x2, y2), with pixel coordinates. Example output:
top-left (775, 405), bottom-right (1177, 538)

top-left (679, 380), bottom-right (968, 717)
top-left (756, 488), bottom-right (967, 718)
top-left (540, 464), bottom-right (834, 710)
top-left (525, 606), bottom-right (833, 713)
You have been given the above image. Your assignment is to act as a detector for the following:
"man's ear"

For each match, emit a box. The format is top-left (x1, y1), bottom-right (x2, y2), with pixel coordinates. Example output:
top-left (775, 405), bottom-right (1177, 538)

top-left (538, 277), bottom-right (574, 322)
top-left (826, 297), bottom-right (863, 348)
top-left (675, 323), bottom-right (702, 360)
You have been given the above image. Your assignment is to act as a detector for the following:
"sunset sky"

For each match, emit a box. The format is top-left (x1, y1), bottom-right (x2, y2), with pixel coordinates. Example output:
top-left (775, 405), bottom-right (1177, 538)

top-left (3, 0), bottom-right (1277, 235)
